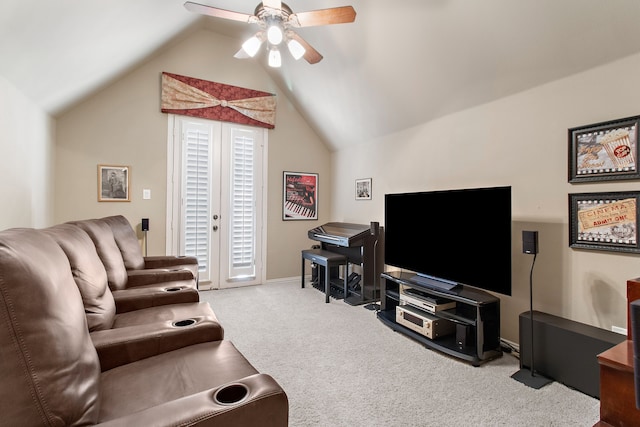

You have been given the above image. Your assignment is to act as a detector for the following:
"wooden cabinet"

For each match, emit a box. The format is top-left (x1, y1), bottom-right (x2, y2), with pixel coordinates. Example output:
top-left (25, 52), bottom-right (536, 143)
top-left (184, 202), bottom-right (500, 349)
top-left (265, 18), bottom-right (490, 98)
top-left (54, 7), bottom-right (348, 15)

top-left (596, 340), bottom-right (640, 426)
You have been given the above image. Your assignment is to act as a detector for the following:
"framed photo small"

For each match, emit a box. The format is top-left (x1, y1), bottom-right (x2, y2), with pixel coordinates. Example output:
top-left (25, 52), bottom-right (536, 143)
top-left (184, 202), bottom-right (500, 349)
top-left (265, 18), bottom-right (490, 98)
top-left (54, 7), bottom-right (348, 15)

top-left (569, 191), bottom-right (639, 253)
top-left (568, 115), bottom-right (640, 183)
top-left (98, 164), bottom-right (130, 202)
top-left (283, 171), bottom-right (318, 220)
top-left (355, 178), bottom-right (372, 200)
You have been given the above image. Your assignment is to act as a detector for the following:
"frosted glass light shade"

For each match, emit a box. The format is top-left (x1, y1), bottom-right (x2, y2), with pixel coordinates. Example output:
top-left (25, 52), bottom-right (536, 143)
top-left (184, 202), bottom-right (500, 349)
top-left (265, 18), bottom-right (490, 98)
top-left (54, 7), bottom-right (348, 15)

top-left (287, 39), bottom-right (306, 60)
top-left (242, 36), bottom-right (262, 57)
top-left (268, 48), bottom-right (282, 67)
top-left (267, 24), bottom-right (283, 45)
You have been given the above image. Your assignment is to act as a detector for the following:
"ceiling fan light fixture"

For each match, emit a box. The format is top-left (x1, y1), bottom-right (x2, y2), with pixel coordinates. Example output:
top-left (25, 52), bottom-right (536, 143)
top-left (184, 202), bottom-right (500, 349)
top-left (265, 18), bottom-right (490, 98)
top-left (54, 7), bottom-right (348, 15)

top-left (241, 34), bottom-right (263, 57)
top-left (287, 38), bottom-right (306, 60)
top-left (268, 47), bottom-right (282, 68)
top-left (267, 23), bottom-right (284, 45)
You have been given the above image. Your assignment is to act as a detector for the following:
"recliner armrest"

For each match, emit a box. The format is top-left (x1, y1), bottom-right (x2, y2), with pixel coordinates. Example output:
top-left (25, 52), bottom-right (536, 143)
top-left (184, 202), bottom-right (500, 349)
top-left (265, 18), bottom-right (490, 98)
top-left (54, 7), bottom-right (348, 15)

top-left (91, 318), bottom-right (224, 371)
top-left (126, 268), bottom-right (196, 287)
top-left (112, 283), bottom-right (199, 313)
top-left (97, 374), bottom-right (288, 426)
top-left (144, 255), bottom-right (198, 268)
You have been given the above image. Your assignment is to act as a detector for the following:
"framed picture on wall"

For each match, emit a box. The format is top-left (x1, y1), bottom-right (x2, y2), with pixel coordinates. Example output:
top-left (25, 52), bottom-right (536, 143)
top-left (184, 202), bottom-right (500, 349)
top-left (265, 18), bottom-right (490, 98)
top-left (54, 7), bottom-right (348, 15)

top-left (98, 164), bottom-right (130, 202)
top-left (355, 178), bottom-right (372, 200)
top-left (569, 191), bottom-right (640, 253)
top-left (568, 115), bottom-right (640, 183)
top-left (283, 171), bottom-right (318, 220)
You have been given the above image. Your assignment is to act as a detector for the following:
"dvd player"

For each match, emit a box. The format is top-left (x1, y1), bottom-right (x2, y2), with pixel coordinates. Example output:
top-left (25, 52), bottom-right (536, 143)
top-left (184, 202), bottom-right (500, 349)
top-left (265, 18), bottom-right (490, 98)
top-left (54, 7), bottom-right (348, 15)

top-left (400, 287), bottom-right (456, 313)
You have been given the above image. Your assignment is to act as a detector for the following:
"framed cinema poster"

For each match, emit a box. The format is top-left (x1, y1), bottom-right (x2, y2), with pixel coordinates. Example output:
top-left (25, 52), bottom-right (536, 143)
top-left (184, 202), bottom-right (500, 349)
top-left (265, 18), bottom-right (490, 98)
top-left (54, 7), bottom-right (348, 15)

top-left (569, 191), bottom-right (640, 253)
top-left (569, 115), bottom-right (640, 183)
top-left (283, 172), bottom-right (318, 220)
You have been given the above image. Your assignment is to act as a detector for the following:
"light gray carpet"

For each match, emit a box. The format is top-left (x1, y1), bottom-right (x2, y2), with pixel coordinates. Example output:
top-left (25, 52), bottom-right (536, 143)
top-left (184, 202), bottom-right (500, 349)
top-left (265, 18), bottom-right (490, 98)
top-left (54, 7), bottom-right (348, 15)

top-left (200, 282), bottom-right (600, 426)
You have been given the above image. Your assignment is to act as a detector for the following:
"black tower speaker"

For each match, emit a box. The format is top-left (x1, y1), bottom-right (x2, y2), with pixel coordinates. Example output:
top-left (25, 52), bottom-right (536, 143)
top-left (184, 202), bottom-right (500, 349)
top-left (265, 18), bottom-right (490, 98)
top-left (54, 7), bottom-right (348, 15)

top-left (370, 221), bottom-right (380, 236)
top-left (631, 300), bottom-right (640, 409)
top-left (522, 230), bottom-right (538, 254)
top-left (141, 218), bottom-right (150, 232)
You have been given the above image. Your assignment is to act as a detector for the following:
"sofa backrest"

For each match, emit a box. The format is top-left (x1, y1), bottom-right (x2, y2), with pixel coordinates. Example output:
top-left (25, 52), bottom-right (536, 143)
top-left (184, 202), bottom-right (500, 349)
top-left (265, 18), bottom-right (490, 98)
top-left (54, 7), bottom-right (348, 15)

top-left (101, 215), bottom-right (146, 270)
top-left (0, 228), bottom-right (101, 425)
top-left (43, 223), bottom-right (116, 331)
top-left (70, 218), bottom-right (129, 290)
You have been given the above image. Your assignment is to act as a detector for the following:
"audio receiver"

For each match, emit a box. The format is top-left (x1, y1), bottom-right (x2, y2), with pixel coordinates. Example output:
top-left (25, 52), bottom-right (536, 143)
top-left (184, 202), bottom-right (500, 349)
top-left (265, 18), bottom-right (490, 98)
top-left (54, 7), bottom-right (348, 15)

top-left (396, 305), bottom-right (455, 339)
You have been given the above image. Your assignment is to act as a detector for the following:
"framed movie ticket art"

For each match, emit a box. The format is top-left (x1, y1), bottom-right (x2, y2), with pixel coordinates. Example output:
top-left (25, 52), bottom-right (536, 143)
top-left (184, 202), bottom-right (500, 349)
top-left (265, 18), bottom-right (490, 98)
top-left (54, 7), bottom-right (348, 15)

top-left (569, 191), bottom-right (640, 253)
top-left (569, 115), bottom-right (640, 183)
top-left (283, 172), bottom-right (318, 220)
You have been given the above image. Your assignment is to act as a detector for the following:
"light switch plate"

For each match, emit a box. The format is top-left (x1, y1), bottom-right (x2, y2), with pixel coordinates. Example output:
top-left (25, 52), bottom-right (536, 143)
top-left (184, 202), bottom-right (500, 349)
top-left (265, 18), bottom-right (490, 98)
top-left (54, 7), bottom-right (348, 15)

top-left (143, 189), bottom-right (151, 200)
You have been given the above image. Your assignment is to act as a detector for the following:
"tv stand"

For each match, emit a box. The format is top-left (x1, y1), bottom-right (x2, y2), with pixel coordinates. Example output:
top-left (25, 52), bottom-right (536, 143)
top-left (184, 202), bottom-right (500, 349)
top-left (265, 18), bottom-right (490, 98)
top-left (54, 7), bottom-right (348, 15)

top-left (378, 271), bottom-right (502, 366)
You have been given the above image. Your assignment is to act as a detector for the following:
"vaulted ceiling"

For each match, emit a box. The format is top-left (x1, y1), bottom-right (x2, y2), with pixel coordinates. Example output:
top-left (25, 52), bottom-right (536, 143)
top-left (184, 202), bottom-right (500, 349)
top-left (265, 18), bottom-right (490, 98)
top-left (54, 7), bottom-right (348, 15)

top-left (3, 0), bottom-right (640, 151)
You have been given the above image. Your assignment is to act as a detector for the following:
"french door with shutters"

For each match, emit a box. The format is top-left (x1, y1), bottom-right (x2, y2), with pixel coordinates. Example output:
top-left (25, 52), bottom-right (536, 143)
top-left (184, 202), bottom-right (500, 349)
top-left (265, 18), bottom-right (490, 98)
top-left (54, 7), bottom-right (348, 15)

top-left (166, 115), bottom-right (266, 289)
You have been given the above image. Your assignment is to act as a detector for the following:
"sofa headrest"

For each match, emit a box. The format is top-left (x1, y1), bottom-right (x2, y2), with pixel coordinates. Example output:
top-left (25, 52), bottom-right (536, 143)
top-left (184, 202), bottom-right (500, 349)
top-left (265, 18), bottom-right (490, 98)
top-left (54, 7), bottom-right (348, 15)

top-left (101, 215), bottom-right (145, 270)
top-left (68, 218), bottom-right (128, 290)
top-left (43, 223), bottom-right (116, 331)
top-left (0, 228), bottom-right (101, 425)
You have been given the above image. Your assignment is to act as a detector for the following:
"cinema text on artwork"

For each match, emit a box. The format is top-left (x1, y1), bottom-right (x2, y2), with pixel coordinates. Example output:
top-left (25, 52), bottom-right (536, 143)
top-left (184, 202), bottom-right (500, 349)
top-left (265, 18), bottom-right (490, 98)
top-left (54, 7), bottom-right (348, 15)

top-left (569, 191), bottom-right (640, 253)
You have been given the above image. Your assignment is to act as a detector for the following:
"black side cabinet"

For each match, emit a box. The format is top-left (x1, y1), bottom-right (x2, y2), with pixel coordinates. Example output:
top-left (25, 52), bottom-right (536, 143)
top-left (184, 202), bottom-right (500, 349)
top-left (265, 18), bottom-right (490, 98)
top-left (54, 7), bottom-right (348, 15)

top-left (378, 271), bottom-right (502, 366)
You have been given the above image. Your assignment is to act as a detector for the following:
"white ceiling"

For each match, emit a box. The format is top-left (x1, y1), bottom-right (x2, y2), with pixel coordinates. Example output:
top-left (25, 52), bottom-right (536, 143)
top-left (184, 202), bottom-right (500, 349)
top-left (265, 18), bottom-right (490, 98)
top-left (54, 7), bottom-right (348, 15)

top-left (2, 0), bottom-right (640, 151)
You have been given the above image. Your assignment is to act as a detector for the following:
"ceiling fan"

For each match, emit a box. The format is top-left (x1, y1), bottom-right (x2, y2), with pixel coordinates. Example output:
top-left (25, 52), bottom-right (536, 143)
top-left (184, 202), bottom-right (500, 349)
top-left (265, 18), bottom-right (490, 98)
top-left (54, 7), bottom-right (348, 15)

top-left (184, 1), bottom-right (356, 67)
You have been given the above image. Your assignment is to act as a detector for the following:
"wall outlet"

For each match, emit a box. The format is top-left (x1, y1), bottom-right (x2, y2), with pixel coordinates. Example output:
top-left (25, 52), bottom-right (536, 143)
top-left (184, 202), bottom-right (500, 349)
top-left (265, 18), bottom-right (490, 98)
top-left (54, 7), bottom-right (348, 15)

top-left (612, 325), bottom-right (627, 335)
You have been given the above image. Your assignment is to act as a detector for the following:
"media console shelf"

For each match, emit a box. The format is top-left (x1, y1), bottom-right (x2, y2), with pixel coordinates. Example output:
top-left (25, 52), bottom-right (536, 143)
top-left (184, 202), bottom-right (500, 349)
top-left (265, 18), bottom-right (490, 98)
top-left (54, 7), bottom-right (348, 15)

top-left (378, 271), bottom-right (502, 366)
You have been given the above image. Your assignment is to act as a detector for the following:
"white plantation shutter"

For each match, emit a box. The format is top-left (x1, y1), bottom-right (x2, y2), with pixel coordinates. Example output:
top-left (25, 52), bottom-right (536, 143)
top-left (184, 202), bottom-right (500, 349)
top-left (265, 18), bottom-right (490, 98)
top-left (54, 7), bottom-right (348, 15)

top-left (169, 115), bottom-right (264, 289)
top-left (229, 131), bottom-right (256, 278)
top-left (182, 122), bottom-right (213, 280)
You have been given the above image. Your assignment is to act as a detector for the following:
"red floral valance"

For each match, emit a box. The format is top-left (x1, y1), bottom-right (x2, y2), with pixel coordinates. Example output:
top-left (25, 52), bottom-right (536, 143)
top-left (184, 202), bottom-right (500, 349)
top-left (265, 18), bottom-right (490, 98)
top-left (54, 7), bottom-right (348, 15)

top-left (160, 72), bottom-right (276, 129)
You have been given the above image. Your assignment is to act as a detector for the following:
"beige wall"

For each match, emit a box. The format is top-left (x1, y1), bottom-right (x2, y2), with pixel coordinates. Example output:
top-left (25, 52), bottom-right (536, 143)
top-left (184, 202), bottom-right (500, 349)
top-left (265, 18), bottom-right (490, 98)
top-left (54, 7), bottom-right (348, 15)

top-left (55, 28), bottom-right (331, 280)
top-left (0, 75), bottom-right (54, 229)
top-left (331, 52), bottom-right (640, 344)
top-left (15, 23), bottom-right (639, 345)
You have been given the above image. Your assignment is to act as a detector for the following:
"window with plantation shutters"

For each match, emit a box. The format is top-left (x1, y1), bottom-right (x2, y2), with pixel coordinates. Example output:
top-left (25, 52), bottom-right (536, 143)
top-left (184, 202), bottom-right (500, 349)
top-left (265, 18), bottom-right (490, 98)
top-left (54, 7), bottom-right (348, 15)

top-left (182, 123), bottom-right (213, 276)
top-left (229, 130), bottom-right (256, 277)
top-left (167, 115), bottom-right (265, 289)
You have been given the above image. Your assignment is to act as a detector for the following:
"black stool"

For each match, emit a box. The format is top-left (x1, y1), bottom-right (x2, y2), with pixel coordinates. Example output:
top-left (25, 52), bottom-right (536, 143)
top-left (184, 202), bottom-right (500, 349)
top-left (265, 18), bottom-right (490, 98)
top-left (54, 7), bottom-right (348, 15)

top-left (301, 249), bottom-right (348, 303)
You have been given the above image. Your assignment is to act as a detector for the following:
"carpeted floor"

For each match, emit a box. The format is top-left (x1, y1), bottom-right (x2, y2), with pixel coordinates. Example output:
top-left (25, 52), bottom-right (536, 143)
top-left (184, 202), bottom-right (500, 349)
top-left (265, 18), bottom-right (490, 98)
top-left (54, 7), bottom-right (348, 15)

top-left (200, 281), bottom-right (600, 426)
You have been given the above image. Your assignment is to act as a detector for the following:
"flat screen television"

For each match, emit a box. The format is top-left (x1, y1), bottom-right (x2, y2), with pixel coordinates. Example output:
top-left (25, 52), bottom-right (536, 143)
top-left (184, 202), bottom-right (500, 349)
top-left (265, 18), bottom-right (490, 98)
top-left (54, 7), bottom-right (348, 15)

top-left (384, 186), bottom-right (512, 296)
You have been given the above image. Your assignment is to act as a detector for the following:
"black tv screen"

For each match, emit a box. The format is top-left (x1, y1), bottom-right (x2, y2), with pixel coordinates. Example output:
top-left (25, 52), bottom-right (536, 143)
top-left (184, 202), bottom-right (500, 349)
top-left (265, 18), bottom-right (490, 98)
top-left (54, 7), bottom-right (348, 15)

top-left (384, 186), bottom-right (512, 296)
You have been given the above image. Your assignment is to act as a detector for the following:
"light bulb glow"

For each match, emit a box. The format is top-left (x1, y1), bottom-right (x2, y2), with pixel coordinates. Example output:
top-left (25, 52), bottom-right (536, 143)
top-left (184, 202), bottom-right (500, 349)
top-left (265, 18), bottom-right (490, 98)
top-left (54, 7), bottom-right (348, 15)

top-left (268, 48), bottom-right (282, 67)
top-left (287, 38), bottom-right (306, 60)
top-left (267, 24), bottom-right (283, 45)
top-left (241, 36), bottom-right (262, 57)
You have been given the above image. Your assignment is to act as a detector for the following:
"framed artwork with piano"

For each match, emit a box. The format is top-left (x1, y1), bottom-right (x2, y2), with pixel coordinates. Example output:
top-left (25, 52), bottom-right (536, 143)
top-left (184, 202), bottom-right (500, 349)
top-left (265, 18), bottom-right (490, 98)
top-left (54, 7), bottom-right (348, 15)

top-left (283, 171), bottom-right (318, 220)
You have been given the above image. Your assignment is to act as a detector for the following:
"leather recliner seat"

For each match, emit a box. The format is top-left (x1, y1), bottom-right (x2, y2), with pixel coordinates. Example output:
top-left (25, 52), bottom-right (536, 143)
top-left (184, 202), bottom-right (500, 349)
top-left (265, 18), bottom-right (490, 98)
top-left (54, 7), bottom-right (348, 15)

top-left (42, 223), bottom-right (224, 370)
top-left (100, 214), bottom-right (200, 280)
top-left (0, 227), bottom-right (288, 426)
top-left (68, 218), bottom-right (199, 312)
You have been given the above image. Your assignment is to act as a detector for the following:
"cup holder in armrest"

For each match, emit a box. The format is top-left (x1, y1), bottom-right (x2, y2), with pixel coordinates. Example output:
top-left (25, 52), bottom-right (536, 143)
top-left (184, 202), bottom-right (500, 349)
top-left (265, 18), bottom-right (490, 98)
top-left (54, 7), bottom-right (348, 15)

top-left (172, 319), bottom-right (196, 327)
top-left (164, 286), bottom-right (184, 292)
top-left (213, 383), bottom-right (249, 406)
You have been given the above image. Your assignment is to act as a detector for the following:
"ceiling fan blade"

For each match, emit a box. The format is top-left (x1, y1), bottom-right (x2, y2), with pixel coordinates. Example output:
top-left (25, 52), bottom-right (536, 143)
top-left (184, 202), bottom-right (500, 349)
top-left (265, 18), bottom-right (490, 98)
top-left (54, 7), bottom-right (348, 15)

top-left (184, 1), bottom-right (255, 23)
top-left (262, 0), bottom-right (282, 11)
top-left (289, 6), bottom-right (356, 27)
top-left (289, 32), bottom-right (323, 64)
top-left (234, 48), bottom-right (250, 59)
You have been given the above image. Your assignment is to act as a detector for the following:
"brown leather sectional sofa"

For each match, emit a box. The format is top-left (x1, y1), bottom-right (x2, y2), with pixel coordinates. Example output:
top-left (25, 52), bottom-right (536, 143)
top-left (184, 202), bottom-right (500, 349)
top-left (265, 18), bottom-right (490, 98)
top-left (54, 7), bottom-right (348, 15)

top-left (0, 217), bottom-right (288, 426)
